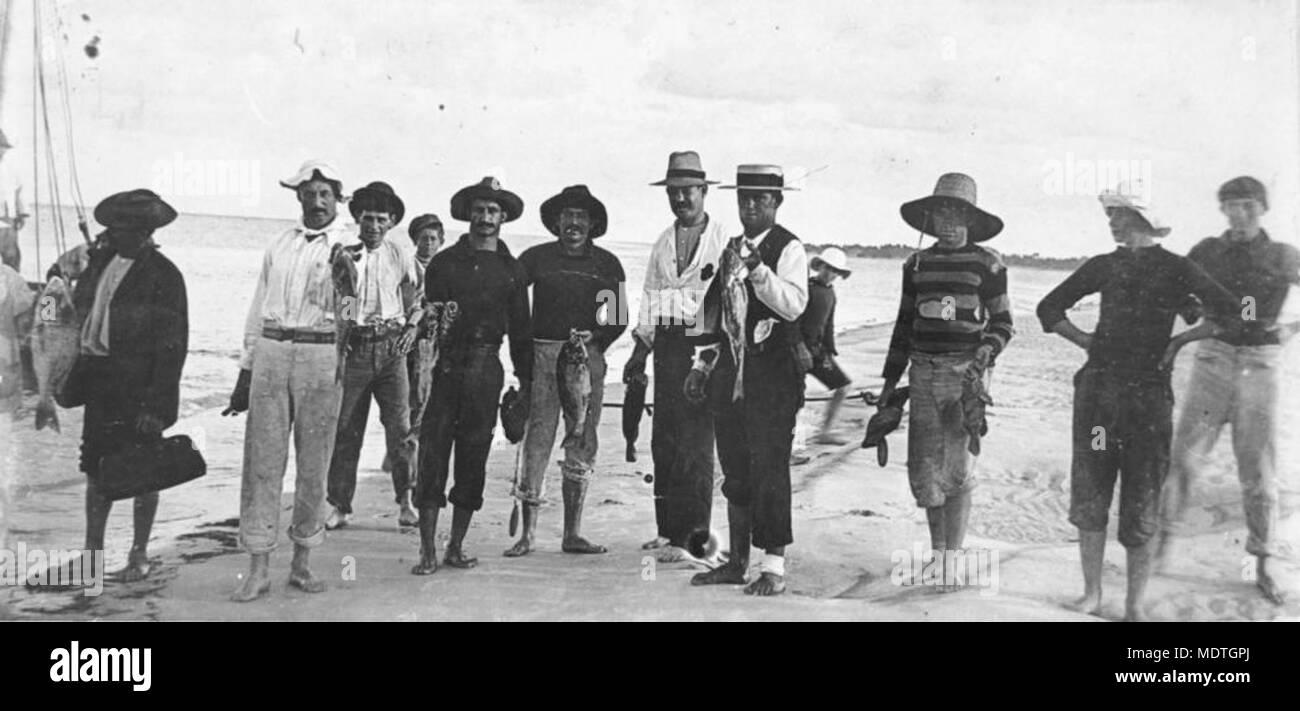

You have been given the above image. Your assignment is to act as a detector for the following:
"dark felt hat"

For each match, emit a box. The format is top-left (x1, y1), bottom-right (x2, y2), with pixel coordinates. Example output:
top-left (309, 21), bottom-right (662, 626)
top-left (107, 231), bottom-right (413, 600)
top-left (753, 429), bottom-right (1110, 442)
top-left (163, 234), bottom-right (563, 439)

top-left (540, 184), bottom-right (608, 239)
top-left (93, 189), bottom-right (178, 231)
top-left (450, 176), bottom-right (523, 223)
top-left (407, 213), bottom-right (444, 239)
top-left (349, 181), bottom-right (406, 224)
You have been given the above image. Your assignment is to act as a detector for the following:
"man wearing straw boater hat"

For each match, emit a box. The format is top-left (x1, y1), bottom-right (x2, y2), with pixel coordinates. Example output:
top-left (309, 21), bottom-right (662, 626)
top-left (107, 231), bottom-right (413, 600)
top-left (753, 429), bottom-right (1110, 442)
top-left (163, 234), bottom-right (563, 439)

top-left (323, 181), bottom-right (426, 531)
top-left (410, 177), bottom-right (532, 574)
top-left (689, 164), bottom-right (808, 596)
top-left (1157, 176), bottom-right (1300, 605)
top-left (879, 173), bottom-right (1014, 584)
top-left (0, 128), bottom-right (28, 271)
top-left (505, 185), bottom-right (625, 557)
top-left (1038, 183), bottom-right (1237, 621)
top-left (624, 151), bottom-right (730, 562)
top-left (802, 246), bottom-right (854, 445)
top-left (226, 160), bottom-right (354, 602)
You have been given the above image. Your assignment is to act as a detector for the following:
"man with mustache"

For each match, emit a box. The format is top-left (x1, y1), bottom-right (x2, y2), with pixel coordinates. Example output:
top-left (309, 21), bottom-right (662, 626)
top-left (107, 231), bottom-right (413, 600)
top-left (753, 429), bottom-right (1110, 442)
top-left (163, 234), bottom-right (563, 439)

top-left (226, 160), bottom-right (354, 602)
top-left (1157, 176), bottom-right (1300, 605)
top-left (1038, 184), bottom-right (1237, 621)
top-left (689, 164), bottom-right (807, 596)
top-left (324, 181), bottom-right (425, 530)
top-left (624, 151), bottom-right (730, 562)
top-left (505, 185), bottom-right (625, 557)
top-left (411, 177), bottom-right (532, 574)
top-left (879, 173), bottom-right (1013, 586)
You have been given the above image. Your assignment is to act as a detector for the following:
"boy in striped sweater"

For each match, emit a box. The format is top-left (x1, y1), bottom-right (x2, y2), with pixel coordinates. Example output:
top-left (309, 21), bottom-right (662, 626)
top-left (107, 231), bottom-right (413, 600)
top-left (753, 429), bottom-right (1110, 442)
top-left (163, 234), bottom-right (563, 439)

top-left (879, 174), bottom-right (1013, 573)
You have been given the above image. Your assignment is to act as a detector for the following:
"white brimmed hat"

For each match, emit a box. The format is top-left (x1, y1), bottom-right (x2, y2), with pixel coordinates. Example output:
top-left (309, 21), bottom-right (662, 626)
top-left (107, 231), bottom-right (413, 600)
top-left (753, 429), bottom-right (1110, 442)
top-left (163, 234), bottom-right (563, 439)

top-left (810, 247), bottom-right (851, 278)
top-left (280, 159), bottom-right (344, 193)
top-left (1098, 182), bottom-right (1170, 237)
top-left (719, 164), bottom-right (801, 192)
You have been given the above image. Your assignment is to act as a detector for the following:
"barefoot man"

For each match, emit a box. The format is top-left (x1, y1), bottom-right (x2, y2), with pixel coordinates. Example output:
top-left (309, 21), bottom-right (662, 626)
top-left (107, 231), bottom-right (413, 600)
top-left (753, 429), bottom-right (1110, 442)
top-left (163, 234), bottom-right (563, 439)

top-left (802, 246), bottom-right (854, 445)
top-left (324, 181), bottom-right (425, 530)
top-left (227, 160), bottom-right (353, 601)
top-left (1037, 184), bottom-right (1237, 621)
top-left (879, 173), bottom-right (1013, 580)
top-left (1158, 176), bottom-right (1300, 605)
top-left (506, 185), bottom-right (625, 557)
top-left (624, 151), bottom-right (729, 562)
top-left (411, 177), bottom-right (532, 574)
top-left (689, 164), bottom-right (807, 596)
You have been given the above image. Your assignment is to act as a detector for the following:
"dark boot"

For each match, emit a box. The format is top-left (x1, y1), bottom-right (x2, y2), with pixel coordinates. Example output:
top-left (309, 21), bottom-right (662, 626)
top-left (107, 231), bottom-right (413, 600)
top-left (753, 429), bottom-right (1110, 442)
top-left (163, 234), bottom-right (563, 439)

top-left (561, 478), bottom-right (606, 554)
top-left (692, 503), bottom-right (750, 585)
top-left (444, 506), bottom-right (477, 569)
top-left (410, 506), bottom-right (440, 575)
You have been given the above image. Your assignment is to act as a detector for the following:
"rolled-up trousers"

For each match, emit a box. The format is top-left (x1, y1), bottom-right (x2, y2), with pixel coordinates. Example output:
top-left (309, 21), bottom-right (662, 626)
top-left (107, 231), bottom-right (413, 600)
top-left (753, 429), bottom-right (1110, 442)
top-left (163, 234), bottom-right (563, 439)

top-left (327, 334), bottom-right (413, 515)
top-left (415, 345), bottom-right (502, 512)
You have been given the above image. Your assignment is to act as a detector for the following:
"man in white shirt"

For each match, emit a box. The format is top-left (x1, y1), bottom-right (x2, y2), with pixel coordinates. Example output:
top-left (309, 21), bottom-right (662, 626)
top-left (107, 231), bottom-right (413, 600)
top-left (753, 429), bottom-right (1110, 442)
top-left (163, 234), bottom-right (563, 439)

top-left (324, 181), bottom-right (424, 530)
top-left (623, 151), bottom-right (729, 562)
top-left (224, 160), bottom-right (353, 602)
top-left (0, 129), bottom-right (29, 271)
top-left (687, 165), bottom-right (808, 596)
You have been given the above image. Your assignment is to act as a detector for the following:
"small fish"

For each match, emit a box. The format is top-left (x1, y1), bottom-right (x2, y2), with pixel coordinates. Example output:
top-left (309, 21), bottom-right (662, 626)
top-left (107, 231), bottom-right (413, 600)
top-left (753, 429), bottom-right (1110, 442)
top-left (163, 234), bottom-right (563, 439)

top-left (622, 372), bottom-right (648, 462)
top-left (31, 277), bottom-right (81, 432)
top-left (331, 243), bottom-right (360, 382)
top-left (952, 366), bottom-right (993, 456)
top-left (557, 329), bottom-right (591, 450)
top-left (718, 245), bottom-right (749, 402)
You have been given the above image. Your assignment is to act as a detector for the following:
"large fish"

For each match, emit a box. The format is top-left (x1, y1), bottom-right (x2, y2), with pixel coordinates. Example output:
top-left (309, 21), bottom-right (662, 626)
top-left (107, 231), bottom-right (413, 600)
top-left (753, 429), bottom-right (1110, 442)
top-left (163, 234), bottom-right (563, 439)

top-left (31, 276), bottom-right (81, 432)
top-left (718, 245), bottom-right (748, 402)
top-left (331, 243), bottom-right (360, 382)
top-left (622, 372), bottom-right (648, 462)
top-left (557, 329), bottom-right (591, 450)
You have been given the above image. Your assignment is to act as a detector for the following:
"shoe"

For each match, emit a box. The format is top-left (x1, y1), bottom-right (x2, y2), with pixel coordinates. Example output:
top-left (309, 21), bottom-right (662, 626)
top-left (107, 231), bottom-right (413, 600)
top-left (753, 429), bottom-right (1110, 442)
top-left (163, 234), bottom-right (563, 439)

top-left (324, 507), bottom-right (350, 530)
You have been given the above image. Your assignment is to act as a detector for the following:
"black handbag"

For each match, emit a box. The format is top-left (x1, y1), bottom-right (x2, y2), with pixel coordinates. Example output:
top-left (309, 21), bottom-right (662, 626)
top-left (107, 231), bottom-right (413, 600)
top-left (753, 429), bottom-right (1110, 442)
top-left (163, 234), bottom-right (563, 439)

top-left (97, 434), bottom-right (207, 501)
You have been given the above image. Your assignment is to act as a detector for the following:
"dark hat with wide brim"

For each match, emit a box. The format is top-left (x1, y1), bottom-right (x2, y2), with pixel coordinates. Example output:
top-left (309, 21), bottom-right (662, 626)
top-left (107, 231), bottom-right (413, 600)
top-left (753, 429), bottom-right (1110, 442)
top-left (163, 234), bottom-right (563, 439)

top-left (93, 189), bottom-right (178, 231)
top-left (349, 181), bottom-right (406, 224)
top-left (540, 184), bottom-right (608, 238)
top-left (900, 173), bottom-right (1003, 242)
top-left (450, 176), bottom-right (524, 223)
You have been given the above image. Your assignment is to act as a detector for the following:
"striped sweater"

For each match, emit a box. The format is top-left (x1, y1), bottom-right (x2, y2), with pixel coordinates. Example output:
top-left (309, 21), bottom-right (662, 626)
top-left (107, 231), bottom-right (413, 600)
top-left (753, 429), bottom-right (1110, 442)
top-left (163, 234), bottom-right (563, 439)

top-left (882, 243), bottom-right (1014, 381)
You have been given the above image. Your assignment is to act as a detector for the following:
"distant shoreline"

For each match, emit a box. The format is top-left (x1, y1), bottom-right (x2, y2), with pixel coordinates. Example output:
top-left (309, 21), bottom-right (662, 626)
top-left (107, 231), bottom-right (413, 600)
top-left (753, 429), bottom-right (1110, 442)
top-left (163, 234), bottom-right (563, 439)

top-left (806, 242), bottom-right (1086, 271)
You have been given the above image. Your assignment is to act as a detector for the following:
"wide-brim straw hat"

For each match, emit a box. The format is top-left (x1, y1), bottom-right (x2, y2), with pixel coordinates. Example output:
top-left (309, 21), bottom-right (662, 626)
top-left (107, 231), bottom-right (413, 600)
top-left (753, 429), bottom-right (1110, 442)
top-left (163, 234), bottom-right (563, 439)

top-left (349, 180), bottom-right (406, 224)
top-left (719, 164), bottom-right (800, 191)
top-left (450, 176), bottom-right (524, 223)
top-left (93, 189), bottom-right (178, 231)
top-left (810, 246), bottom-right (851, 277)
top-left (650, 150), bottom-right (719, 188)
top-left (1098, 183), bottom-right (1170, 237)
top-left (900, 173), bottom-right (1003, 242)
top-left (540, 184), bottom-right (608, 238)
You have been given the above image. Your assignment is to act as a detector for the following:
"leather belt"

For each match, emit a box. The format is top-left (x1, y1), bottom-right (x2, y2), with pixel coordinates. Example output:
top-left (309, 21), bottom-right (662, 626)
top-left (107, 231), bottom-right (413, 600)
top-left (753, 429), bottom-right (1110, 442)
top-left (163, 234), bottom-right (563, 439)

top-left (262, 326), bottom-right (335, 344)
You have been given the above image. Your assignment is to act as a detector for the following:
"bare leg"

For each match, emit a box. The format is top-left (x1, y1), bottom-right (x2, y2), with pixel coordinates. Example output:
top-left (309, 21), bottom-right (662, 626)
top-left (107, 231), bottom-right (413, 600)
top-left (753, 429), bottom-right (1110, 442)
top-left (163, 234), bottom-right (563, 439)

top-left (1256, 556), bottom-right (1287, 605)
top-left (117, 492), bottom-right (159, 582)
top-left (398, 489), bottom-right (418, 527)
top-left (943, 489), bottom-right (971, 551)
top-left (1124, 539), bottom-right (1154, 621)
top-left (288, 543), bottom-right (326, 593)
top-left (561, 478), bottom-right (606, 554)
top-left (1069, 529), bottom-right (1105, 615)
top-left (814, 387), bottom-right (849, 444)
top-left (230, 552), bottom-right (272, 602)
top-left (411, 506), bottom-right (440, 575)
top-left (925, 506), bottom-right (945, 553)
top-left (692, 504), bottom-right (750, 585)
top-left (503, 503), bottom-right (538, 557)
top-left (443, 505), bottom-right (477, 569)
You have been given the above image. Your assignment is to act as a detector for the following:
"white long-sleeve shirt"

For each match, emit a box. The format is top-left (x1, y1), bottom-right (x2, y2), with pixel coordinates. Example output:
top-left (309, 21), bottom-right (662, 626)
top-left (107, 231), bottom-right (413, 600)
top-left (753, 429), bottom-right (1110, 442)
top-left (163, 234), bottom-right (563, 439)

top-left (632, 214), bottom-right (730, 346)
top-left (354, 238), bottom-right (422, 324)
top-left (239, 218), bottom-right (355, 369)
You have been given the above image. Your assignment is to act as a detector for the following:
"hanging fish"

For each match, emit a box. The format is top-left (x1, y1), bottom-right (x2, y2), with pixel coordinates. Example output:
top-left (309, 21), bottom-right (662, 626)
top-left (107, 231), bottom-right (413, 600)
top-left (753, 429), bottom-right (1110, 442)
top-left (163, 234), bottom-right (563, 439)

top-left (718, 245), bottom-right (748, 402)
top-left (622, 372), bottom-right (648, 462)
top-left (331, 243), bottom-right (360, 382)
top-left (557, 329), bottom-right (591, 450)
top-left (861, 386), bottom-right (910, 467)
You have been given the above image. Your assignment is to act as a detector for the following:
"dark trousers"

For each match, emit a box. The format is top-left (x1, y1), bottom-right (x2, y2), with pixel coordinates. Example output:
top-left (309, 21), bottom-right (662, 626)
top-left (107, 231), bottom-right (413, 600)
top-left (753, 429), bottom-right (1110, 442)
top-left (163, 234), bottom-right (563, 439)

top-left (713, 345), bottom-right (804, 551)
top-left (79, 356), bottom-right (155, 478)
top-left (651, 327), bottom-right (717, 546)
top-left (414, 345), bottom-right (503, 512)
top-left (327, 335), bottom-right (412, 514)
top-left (1069, 367), bottom-right (1173, 548)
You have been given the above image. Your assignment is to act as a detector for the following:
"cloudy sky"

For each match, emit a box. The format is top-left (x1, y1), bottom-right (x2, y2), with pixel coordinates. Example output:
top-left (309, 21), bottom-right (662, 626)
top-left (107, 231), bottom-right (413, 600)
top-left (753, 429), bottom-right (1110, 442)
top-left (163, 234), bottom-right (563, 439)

top-left (2, 0), bottom-right (1296, 257)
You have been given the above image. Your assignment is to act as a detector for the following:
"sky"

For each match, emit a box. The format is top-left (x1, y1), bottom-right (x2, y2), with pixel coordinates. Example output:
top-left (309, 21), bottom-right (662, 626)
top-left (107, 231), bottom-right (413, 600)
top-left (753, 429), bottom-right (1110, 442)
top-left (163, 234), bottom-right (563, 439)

top-left (1, 0), bottom-right (1297, 257)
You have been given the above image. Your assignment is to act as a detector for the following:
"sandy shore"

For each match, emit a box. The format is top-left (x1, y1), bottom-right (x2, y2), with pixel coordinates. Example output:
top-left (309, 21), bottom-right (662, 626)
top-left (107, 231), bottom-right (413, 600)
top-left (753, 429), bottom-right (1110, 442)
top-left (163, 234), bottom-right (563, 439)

top-left (4, 309), bottom-right (1299, 621)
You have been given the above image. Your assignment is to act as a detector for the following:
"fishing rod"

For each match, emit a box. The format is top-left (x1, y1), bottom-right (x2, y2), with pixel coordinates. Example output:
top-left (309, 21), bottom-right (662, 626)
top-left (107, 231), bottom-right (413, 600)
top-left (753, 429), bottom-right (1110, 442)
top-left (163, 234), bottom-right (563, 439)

top-left (601, 386), bottom-right (881, 409)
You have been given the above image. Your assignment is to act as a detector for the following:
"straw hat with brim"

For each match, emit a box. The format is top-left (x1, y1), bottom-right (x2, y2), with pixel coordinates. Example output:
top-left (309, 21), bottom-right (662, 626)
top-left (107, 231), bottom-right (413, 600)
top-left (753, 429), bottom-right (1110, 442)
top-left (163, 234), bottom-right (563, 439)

top-left (1098, 189), bottom-right (1170, 237)
top-left (280, 159), bottom-right (344, 194)
top-left (540, 184), bottom-right (608, 238)
top-left (450, 176), bottom-right (524, 223)
top-left (900, 173), bottom-right (1003, 243)
top-left (650, 151), bottom-right (719, 187)
top-left (719, 164), bottom-right (801, 191)
top-left (810, 246), bottom-right (851, 278)
top-left (349, 181), bottom-right (406, 224)
top-left (94, 189), bottom-right (178, 231)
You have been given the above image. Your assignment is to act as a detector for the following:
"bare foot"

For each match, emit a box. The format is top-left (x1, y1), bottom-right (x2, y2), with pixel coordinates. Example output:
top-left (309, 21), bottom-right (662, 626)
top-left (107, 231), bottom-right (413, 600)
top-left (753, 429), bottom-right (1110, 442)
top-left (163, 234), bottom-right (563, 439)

top-left (410, 550), bottom-right (439, 575)
top-left (641, 536), bottom-right (669, 550)
top-left (562, 536), bottom-right (607, 554)
top-left (230, 571), bottom-right (272, 603)
top-left (691, 562), bottom-right (747, 586)
top-left (443, 547), bottom-right (478, 569)
top-left (115, 551), bottom-right (153, 583)
top-left (1068, 592), bottom-right (1102, 616)
top-left (744, 572), bottom-right (786, 596)
top-left (1257, 561), bottom-right (1288, 606)
top-left (503, 538), bottom-right (533, 558)
top-left (288, 567), bottom-right (326, 593)
top-left (398, 505), bottom-right (419, 528)
top-left (1123, 606), bottom-right (1149, 622)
